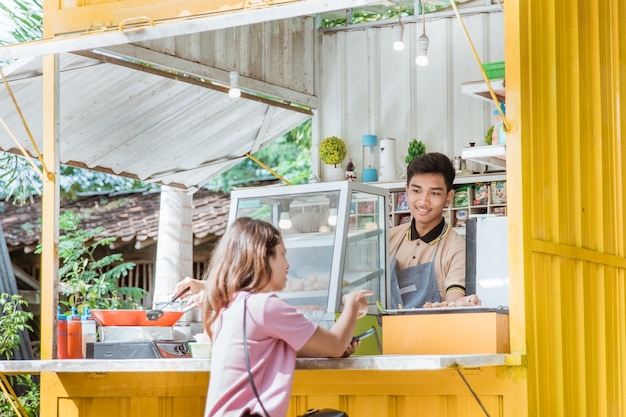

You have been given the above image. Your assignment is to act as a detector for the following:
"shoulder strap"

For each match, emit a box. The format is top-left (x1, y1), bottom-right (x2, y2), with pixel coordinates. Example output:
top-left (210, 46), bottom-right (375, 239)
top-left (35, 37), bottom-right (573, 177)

top-left (243, 295), bottom-right (271, 417)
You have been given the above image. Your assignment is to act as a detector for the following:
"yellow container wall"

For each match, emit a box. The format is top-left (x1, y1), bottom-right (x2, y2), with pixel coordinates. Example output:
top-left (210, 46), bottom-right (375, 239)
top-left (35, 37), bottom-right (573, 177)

top-left (507, 0), bottom-right (626, 415)
top-left (40, 368), bottom-right (526, 417)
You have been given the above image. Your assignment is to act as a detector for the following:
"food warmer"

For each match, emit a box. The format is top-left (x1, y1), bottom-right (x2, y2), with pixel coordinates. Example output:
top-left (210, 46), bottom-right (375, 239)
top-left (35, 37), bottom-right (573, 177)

top-left (229, 181), bottom-right (389, 328)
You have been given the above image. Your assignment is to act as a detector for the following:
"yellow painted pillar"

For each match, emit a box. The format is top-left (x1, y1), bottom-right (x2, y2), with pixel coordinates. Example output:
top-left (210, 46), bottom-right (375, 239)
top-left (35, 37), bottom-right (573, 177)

top-left (40, 54), bottom-right (60, 360)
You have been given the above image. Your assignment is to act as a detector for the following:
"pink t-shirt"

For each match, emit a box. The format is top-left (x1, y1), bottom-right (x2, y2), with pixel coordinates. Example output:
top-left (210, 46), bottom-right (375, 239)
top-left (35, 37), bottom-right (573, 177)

top-left (205, 291), bottom-right (317, 417)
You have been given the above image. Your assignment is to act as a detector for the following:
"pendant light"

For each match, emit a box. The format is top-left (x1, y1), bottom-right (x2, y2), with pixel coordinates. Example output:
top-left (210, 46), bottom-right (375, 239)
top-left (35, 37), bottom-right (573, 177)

top-left (327, 208), bottom-right (338, 227)
top-left (415, 0), bottom-right (429, 66)
top-left (229, 71), bottom-right (241, 98)
top-left (228, 27), bottom-right (242, 98)
top-left (279, 212), bottom-right (292, 230)
top-left (392, 0), bottom-right (405, 51)
top-left (393, 26), bottom-right (405, 51)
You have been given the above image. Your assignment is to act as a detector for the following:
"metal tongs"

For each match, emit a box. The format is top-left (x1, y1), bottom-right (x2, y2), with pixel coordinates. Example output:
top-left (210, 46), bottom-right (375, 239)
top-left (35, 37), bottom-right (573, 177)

top-left (145, 286), bottom-right (191, 321)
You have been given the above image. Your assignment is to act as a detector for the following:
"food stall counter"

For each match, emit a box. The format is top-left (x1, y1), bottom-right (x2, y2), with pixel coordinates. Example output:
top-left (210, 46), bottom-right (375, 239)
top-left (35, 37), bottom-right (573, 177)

top-left (0, 353), bottom-right (510, 375)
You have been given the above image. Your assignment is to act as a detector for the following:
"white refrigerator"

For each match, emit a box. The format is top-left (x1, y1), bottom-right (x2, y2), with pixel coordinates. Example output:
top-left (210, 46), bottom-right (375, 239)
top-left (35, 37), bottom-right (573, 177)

top-left (465, 216), bottom-right (510, 307)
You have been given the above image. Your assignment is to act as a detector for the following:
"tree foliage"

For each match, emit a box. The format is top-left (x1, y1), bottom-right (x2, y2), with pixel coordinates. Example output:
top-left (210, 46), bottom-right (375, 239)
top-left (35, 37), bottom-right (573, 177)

top-left (206, 119), bottom-right (312, 193)
top-left (0, 293), bottom-right (39, 417)
top-left (35, 211), bottom-right (145, 314)
top-left (0, 0), bottom-right (42, 46)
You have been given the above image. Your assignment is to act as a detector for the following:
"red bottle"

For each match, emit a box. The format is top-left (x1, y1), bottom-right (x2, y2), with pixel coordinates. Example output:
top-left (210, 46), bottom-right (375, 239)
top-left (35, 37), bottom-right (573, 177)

top-left (57, 307), bottom-right (68, 359)
top-left (67, 308), bottom-right (83, 359)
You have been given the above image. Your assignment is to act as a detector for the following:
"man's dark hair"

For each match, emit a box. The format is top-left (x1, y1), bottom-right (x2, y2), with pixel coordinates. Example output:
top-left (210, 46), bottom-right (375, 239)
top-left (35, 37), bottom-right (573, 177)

top-left (406, 152), bottom-right (455, 191)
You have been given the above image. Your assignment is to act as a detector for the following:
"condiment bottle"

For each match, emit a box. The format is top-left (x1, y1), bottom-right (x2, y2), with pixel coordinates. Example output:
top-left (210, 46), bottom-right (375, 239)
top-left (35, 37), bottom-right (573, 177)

top-left (57, 306), bottom-right (68, 359)
top-left (81, 308), bottom-right (97, 359)
top-left (492, 103), bottom-right (506, 145)
top-left (67, 307), bottom-right (83, 359)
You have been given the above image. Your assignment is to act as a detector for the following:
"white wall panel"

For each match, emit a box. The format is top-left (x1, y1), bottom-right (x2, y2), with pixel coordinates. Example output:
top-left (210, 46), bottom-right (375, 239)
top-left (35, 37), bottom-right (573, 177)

top-left (318, 12), bottom-right (504, 179)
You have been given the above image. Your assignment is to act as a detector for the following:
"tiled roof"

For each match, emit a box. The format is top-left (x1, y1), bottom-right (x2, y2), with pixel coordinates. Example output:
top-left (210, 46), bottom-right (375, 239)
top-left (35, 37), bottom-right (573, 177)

top-left (0, 189), bottom-right (231, 251)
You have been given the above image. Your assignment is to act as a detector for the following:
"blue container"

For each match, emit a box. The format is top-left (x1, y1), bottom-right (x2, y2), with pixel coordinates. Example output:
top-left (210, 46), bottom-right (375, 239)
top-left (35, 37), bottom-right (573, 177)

top-left (362, 135), bottom-right (379, 182)
top-left (362, 168), bottom-right (378, 182)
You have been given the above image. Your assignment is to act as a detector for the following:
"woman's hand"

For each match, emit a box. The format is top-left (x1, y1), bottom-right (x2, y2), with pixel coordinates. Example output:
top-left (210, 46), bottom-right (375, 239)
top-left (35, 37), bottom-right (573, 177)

top-left (341, 339), bottom-right (360, 358)
top-left (342, 290), bottom-right (373, 318)
top-left (176, 277), bottom-right (206, 307)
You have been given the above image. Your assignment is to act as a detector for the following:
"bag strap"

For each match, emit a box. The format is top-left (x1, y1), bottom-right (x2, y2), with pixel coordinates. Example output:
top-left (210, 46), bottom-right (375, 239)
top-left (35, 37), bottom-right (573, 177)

top-left (243, 295), bottom-right (271, 417)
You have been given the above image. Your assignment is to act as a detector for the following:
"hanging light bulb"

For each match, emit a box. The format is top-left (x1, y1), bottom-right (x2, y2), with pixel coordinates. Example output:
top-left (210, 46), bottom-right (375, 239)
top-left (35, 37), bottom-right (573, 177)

top-left (415, 32), bottom-right (429, 66)
top-left (392, 0), bottom-right (405, 52)
top-left (229, 71), bottom-right (241, 98)
top-left (327, 208), bottom-right (338, 227)
top-left (415, 0), bottom-right (429, 66)
top-left (279, 212), bottom-right (292, 230)
top-left (393, 25), bottom-right (405, 51)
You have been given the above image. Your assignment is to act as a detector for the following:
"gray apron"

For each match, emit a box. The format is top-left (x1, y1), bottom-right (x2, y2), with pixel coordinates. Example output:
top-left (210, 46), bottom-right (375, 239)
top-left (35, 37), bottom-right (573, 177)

top-left (389, 229), bottom-right (444, 309)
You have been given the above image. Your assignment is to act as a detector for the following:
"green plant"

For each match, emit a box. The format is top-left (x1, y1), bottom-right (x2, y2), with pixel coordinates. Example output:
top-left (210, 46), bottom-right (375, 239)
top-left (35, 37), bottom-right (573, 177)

top-left (36, 211), bottom-right (145, 314)
top-left (405, 139), bottom-right (426, 163)
top-left (0, 293), bottom-right (39, 417)
top-left (0, 294), bottom-right (33, 359)
top-left (319, 136), bottom-right (347, 167)
top-left (485, 125), bottom-right (494, 145)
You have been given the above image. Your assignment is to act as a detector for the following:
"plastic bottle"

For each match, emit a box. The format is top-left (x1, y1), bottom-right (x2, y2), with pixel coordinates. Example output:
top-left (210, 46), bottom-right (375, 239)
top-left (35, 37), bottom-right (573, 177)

top-left (492, 103), bottom-right (506, 145)
top-left (81, 308), bottom-right (97, 359)
top-left (57, 306), bottom-right (68, 359)
top-left (67, 307), bottom-right (83, 359)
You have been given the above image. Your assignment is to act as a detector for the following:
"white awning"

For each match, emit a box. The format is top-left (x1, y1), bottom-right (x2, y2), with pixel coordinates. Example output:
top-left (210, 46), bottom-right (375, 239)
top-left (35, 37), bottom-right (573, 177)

top-left (0, 52), bottom-right (310, 189)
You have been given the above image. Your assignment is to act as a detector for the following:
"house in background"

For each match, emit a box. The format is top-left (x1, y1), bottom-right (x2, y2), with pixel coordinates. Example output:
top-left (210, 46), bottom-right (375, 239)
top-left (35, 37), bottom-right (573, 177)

top-left (1, 188), bottom-right (231, 311)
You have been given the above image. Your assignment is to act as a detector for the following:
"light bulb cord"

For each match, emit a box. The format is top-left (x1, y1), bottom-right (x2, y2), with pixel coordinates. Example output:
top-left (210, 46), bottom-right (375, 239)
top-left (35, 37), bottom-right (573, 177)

top-left (421, 0), bottom-right (426, 35)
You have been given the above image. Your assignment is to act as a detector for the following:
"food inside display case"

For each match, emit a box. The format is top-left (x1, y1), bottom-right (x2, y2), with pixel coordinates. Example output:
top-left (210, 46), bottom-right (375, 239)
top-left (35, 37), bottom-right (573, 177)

top-left (229, 182), bottom-right (389, 325)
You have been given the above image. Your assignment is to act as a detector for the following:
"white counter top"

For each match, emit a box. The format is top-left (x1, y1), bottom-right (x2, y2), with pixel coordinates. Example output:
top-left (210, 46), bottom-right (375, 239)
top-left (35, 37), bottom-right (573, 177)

top-left (0, 354), bottom-right (509, 374)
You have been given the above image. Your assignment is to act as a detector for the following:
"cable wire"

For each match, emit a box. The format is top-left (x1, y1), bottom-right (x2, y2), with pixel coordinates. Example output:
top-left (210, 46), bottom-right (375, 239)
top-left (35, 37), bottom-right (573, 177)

top-left (456, 368), bottom-right (492, 417)
top-left (448, 0), bottom-right (510, 132)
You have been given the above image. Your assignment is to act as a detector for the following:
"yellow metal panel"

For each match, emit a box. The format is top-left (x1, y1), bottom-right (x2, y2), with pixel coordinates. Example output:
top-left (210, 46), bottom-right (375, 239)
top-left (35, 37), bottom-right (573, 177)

top-left (507, 0), bottom-right (626, 416)
top-left (509, 0), bottom-right (626, 412)
top-left (39, 368), bottom-right (525, 417)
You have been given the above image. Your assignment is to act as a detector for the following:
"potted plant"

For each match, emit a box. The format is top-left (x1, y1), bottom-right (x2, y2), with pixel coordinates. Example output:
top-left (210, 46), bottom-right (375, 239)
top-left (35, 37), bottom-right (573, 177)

top-left (319, 136), bottom-right (347, 181)
top-left (405, 139), bottom-right (426, 164)
top-left (345, 158), bottom-right (356, 181)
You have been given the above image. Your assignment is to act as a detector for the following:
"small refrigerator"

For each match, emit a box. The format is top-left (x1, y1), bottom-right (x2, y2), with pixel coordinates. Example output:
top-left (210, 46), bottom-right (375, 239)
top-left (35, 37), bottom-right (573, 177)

top-left (465, 216), bottom-right (510, 307)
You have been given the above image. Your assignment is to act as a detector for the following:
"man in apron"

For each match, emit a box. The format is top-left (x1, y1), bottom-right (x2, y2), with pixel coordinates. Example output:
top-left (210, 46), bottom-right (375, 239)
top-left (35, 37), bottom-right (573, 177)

top-left (389, 152), bottom-right (481, 308)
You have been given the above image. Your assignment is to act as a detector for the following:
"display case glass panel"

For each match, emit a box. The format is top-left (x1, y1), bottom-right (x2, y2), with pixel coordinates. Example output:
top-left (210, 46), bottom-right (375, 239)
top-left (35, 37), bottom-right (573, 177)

top-left (229, 182), bottom-right (388, 327)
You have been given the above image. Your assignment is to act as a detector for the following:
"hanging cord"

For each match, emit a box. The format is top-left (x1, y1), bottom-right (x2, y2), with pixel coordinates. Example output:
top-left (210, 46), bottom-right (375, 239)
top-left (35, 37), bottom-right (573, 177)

top-left (0, 67), bottom-right (49, 180)
top-left (456, 368), bottom-right (492, 417)
top-left (0, 374), bottom-right (29, 417)
top-left (243, 296), bottom-right (271, 417)
top-left (448, 0), bottom-right (510, 132)
top-left (245, 152), bottom-right (293, 185)
top-left (420, 0), bottom-right (426, 35)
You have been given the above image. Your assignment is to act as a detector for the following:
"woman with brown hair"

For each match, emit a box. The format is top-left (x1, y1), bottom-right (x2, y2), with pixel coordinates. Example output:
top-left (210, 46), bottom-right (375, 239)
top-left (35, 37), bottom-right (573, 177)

top-left (177, 217), bottom-right (371, 417)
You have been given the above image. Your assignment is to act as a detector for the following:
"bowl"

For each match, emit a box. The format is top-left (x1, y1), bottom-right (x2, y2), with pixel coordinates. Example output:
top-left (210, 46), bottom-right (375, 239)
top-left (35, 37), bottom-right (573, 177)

top-left (91, 309), bottom-right (185, 326)
top-left (189, 342), bottom-right (212, 359)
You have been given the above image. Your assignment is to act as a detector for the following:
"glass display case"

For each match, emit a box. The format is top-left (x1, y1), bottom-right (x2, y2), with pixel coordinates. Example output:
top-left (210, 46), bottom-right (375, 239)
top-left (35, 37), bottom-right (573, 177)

top-left (229, 182), bottom-right (388, 327)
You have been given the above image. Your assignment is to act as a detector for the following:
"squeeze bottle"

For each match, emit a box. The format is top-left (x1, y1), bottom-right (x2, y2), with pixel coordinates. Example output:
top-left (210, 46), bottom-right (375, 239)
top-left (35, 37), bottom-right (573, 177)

top-left (81, 308), bottom-right (97, 358)
top-left (67, 307), bottom-right (83, 359)
top-left (57, 306), bottom-right (68, 359)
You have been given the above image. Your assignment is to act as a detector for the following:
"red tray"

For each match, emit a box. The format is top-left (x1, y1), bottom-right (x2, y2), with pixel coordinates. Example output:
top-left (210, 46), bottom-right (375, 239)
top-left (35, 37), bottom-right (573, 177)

top-left (91, 309), bottom-right (184, 326)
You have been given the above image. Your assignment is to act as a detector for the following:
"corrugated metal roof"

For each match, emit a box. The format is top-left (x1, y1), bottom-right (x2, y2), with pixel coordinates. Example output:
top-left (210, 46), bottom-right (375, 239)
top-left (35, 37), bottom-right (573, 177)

top-left (0, 52), bottom-right (310, 190)
top-left (0, 188), bottom-right (231, 251)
